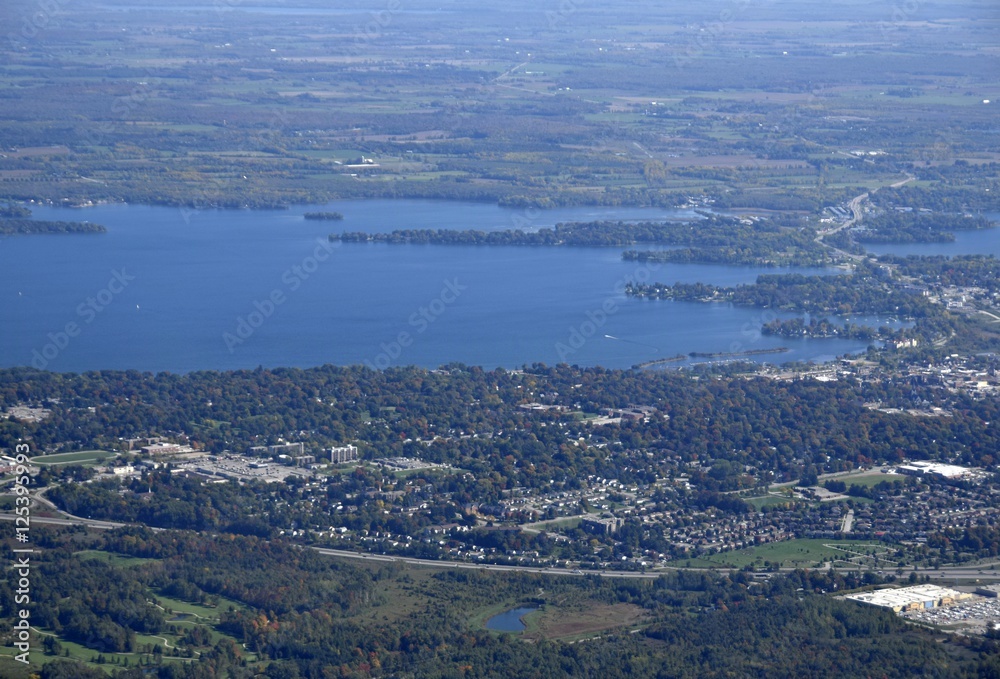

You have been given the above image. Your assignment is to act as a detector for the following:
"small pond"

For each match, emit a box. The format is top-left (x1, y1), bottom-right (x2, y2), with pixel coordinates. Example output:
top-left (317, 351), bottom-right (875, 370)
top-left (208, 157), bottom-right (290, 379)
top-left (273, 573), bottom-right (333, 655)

top-left (485, 606), bottom-right (538, 632)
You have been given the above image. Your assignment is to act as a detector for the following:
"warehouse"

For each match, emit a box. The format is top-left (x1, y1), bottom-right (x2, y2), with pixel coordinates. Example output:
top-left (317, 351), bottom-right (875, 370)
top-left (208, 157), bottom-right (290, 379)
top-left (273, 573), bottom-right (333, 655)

top-left (896, 461), bottom-right (972, 479)
top-left (844, 585), bottom-right (972, 613)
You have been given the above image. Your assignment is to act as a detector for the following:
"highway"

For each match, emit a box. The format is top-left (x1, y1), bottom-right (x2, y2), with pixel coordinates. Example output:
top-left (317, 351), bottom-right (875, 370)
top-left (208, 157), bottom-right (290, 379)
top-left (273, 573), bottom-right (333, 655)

top-left (0, 512), bottom-right (128, 531)
top-left (814, 173), bottom-right (915, 264)
top-left (310, 547), bottom-right (661, 579)
top-left (814, 191), bottom-right (869, 262)
top-left (5, 512), bottom-right (999, 583)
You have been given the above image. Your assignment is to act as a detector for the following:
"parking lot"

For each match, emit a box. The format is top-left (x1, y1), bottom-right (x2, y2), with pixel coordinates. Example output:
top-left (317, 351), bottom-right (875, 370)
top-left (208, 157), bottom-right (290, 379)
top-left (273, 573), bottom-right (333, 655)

top-left (903, 597), bottom-right (1000, 636)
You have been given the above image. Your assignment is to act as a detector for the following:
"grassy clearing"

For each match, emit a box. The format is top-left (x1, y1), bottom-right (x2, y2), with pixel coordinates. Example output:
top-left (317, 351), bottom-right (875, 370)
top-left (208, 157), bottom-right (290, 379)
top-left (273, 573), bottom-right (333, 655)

top-left (524, 602), bottom-right (647, 642)
top-left (9, 631), bottom-right (122, 674)
top-left (535, 517), bottom-right (583, 531)
top-left (0, 580), bottom-right (255, 675)
top-left (675, 557), bottom-right (727, 569)
top-left (840, 473), bottom-right (900, 488)
top-left (75, 550), bottom-right (157, 568)
top-left (348, 562), bottom-right (446, 625)
top-left (745, 494), bottom-right (801, 510)
top-left (151, 593), bottom-right (246, 621)
top-left (697, 538), bottom-right (897, 569)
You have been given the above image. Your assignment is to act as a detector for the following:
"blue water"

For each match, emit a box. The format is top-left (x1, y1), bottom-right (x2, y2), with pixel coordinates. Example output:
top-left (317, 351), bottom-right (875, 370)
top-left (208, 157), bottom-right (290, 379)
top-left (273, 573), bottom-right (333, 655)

top-left (863, 215), bottom-right (1000, 258)
top-left (0, 200), bottom-right (872, 373)
top-left (485, 606), bottom-right (537, 632)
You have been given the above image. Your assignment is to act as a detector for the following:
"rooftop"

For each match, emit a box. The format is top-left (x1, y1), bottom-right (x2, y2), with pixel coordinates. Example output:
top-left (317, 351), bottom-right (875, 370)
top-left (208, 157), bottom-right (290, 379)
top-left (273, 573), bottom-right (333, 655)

top-left (844, 584), bottom-right (965, 609)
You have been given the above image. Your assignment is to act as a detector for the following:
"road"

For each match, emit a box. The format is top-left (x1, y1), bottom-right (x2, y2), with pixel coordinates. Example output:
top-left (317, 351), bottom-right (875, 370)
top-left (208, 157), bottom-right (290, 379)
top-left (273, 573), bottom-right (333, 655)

top-left (813, 173), bottom-right (914, 264)
top-left (814, 191), bottom-right (869, 262)
top-left (890, 173), bottom-right (916, 189)
top-left (632, 142), bottom-right (655, 159)
top-left (5, 512), bottom-right (1000, 583)
top-left (311, 547), bottom-right (661, 579)
top-left (0, 512), bottom-right (129, 531)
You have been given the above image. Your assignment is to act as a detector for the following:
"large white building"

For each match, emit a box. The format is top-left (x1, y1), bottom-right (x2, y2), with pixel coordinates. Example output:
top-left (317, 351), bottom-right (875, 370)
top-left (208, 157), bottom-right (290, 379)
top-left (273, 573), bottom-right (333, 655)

top-left (896, 461), bottom-right (973, 479)
top-left (844, 584), bottom-right (972, 613)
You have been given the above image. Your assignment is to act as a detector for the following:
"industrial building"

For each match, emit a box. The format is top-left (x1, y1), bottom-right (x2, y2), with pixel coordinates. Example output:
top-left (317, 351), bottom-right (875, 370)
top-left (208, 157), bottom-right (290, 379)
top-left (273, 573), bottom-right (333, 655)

top-left (976, 585), bottom-right (1000, 599)
top-left (249, 442), bottom-right (306, 456)
top-left (896, 461), bottom-right (972, 479)
top-left (141, 442), bottom-right (182, 455)
top-left (844, 585), bottom-right (973, 613)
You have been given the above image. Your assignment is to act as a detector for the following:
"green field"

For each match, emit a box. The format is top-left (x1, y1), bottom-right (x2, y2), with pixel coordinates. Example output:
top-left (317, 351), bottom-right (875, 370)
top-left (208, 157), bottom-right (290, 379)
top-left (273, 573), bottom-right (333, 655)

top-left (75, 550), bottom-right (157, 568)
top-left (745, 495), bottom-right (802, 510)
top-left (840, 473), bottom-right (901, 488)
top-left (152, 592), bottom-right (248, 621)
top-left (535, 517), bottom-right (583, 532)
top-left (697, 539), bottom-right (899, 569)
top-left (0, 580), bottom-right (249, 677)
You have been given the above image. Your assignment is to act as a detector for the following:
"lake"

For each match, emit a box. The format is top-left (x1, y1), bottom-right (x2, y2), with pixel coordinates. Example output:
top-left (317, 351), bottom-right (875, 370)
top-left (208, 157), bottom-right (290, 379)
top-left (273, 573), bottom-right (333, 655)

top-left (485, 606), bottom-right (538, 632)
top-left (1, 200), bottom-right (875, 373)
top-left (863, 216), bottom-right (1000, 257)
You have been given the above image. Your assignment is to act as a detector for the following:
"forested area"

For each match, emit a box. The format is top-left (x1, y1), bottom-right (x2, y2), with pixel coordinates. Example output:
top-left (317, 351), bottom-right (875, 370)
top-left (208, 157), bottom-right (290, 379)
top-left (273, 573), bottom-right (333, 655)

top-left (4, 363), bottom-right (1000, 477)
top-left (0, 218), bottom-right (106, 235)
top-left (627, 269), bottom-right (932, 316)
top-left (855, 213), bottom-right (993, 244)
top-left (2, 526), bottom-right (999, 678)
top-left (0, 204), bottom-right (105, 234)
top-left (332, 215), bottom-right (833, 266)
